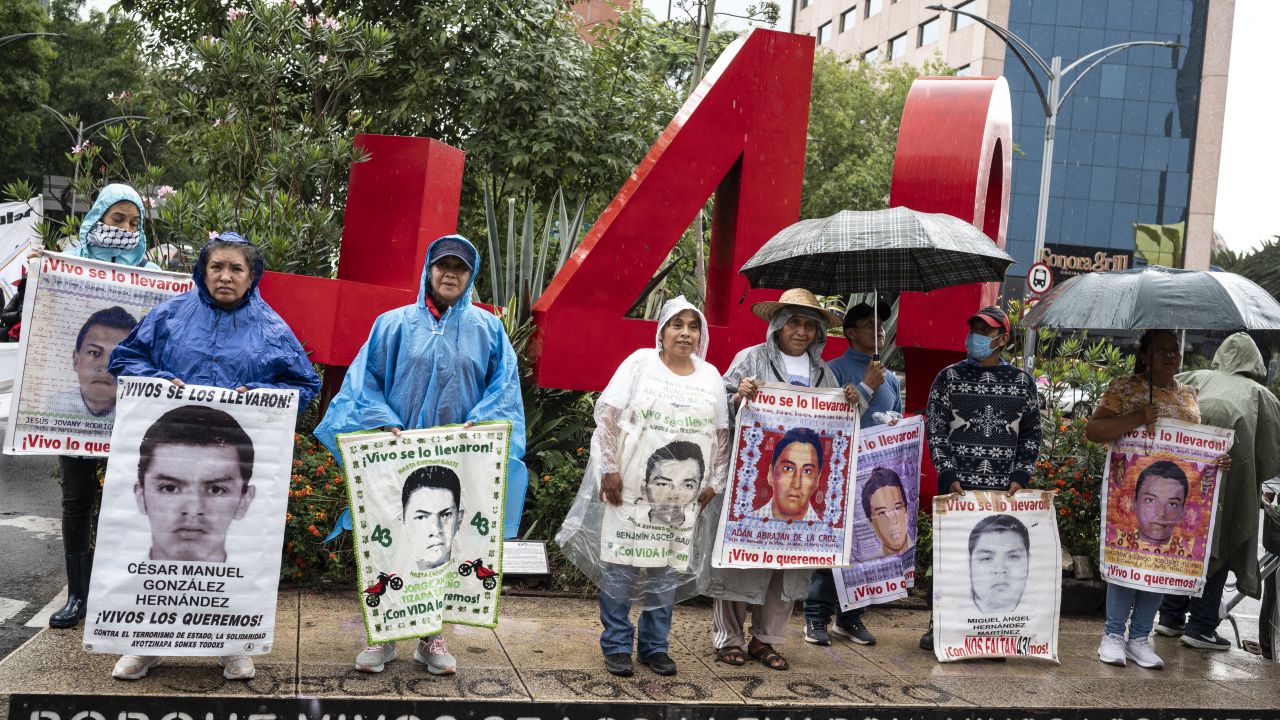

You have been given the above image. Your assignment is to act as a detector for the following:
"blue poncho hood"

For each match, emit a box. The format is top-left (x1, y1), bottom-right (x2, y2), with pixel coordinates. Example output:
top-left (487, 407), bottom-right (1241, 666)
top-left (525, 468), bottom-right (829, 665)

top-left (74, 183), bottom-right (154, 268)
top-left (314, 234), bottom-right (528, 537)
top-left (108, 231), bottom-right (320, 408)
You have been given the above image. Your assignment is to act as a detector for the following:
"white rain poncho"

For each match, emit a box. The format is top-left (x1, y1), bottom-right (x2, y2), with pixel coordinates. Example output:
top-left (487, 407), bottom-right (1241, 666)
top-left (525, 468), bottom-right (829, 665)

top-left (556, 296), bottom-right (731, 608)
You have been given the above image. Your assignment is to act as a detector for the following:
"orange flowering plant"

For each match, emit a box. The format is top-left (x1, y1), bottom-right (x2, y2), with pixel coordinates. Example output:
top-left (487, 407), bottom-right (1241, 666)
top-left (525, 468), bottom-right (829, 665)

top-left (282, 430), bottom-right (356, 584)
top-left (1010, 302), bottom-right (1135, 569)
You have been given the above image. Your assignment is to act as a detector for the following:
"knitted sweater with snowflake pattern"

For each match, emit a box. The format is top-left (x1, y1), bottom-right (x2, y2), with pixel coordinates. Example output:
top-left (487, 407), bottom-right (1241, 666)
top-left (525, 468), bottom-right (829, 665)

top-left (925, 358), bottom-right (1042, 493)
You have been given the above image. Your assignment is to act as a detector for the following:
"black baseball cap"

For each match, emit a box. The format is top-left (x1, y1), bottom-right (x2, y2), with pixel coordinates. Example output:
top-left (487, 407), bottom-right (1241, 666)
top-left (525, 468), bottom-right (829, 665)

top-left (967, 305), bottom-right (1010, 334)
top-left (843, 301), bottom-right (891, 329)
top-left (427, 236), bottom-right (475, 271)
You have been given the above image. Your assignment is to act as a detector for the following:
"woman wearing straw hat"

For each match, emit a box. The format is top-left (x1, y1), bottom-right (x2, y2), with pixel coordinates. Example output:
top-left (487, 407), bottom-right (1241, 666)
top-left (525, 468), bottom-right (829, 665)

top-left (703, 288), bottom-right (868, 671)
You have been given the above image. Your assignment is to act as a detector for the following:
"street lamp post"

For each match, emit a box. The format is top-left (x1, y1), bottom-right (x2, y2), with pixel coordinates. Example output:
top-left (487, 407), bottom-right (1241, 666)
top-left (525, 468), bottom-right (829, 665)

top-left (38, 104), bottom-right (148, 215)
top-left (927, 4), bottom-right (1180, 372)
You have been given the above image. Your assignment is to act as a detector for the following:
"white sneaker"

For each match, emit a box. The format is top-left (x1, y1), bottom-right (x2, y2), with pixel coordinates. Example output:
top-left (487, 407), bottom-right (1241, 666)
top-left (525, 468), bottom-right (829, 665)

top-left (355, 642), bottom-right (397, 673)
top-left (112, 655), bottom-right (162, 680)
top-left (1097, 633), bottom-right (1127, 666)
top-left (1125, 636), bottom-right (1164, 669)
top-left (413, 634), bottom-right (456, 675)
top-left (219, 654), bottom-right (256, 680)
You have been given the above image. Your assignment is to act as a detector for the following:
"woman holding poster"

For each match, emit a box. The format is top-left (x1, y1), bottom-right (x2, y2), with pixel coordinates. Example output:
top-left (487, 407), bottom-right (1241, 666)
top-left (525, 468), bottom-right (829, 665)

top-left (705, 289), bottom-right (867, 671)
top-left (106, 231), bottom-right (320, 681)
top-left (557, 296), bottom-right (730, 678)
top-left (1085, 329), bottom-right (1208, 670)
top-left (47, 184), bottom-right (161, 631)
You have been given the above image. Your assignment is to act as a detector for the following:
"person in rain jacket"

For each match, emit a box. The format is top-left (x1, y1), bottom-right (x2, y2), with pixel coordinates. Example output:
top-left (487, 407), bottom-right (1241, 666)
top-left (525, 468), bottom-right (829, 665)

top-left (106, 231), bottom-right (321, 682)
top-left (1155, 333), bottom-right (1280, 650)
top-left (45, 184), bottom-right (161, 633)
top-left (313, 234), bottom-right (526, 677)
top-left (704, 288), bottom-right (867, 672)
top-left (556, 296), bottom-right (730, 678)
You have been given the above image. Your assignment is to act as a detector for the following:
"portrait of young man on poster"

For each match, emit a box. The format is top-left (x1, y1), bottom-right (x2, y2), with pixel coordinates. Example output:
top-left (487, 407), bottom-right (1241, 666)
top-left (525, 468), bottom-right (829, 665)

top-left (133, 405), bottom-right (256, 564)
top-left (967, 514), bottom-right (1030, 614)
top-left (750, 427), bottom-right (825, 523)
top-left (401, 465), bottom-right (464, 572)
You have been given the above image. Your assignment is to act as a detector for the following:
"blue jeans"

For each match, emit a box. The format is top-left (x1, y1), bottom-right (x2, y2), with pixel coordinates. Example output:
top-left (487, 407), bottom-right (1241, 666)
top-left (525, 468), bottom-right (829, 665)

top-left (1158, 565), bottom-right (1229, 636)
top-left (1104, 582), bottom-right (1163, 638)
top-left (598, 563), bottom-right (675, 657)
top-left (803, 569), bottom-right (864, 627)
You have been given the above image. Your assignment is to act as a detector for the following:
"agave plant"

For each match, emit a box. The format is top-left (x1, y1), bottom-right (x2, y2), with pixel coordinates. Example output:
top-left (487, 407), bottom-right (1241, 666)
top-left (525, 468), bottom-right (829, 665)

top-left (483, 188), bottom-right (587, 325)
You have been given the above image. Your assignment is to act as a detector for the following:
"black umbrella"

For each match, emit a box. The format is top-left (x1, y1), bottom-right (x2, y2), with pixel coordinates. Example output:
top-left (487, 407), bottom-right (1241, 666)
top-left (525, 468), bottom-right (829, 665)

top-left (740, 207), bottom-right (1013, 295)
top-left (1023, 265), bottom-right (1280, 404)
top-left (741, 207), bottom-right (1013, 356)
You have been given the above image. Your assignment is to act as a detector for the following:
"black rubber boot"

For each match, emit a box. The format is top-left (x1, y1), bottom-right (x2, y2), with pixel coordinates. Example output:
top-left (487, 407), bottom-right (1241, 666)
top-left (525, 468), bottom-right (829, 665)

top-left (49, 552), bottom-right (91, 628)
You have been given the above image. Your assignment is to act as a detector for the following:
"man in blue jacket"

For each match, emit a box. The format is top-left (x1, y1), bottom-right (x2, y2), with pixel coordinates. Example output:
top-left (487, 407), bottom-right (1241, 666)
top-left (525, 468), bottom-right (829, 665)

top-left (315, 235), bottom-right (526, 677)
top-left (803, 302), bottom-right (903, 648)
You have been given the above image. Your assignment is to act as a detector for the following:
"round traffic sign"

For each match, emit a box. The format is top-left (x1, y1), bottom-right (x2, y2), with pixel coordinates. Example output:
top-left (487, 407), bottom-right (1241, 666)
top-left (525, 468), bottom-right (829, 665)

top-left (1026, 262), bottom-right (1054, 295)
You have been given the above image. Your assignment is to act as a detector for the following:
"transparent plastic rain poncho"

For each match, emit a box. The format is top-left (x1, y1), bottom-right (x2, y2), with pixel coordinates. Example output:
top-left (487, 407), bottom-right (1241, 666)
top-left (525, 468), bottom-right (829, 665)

top-left (556, 296), bottom-right (731, 609)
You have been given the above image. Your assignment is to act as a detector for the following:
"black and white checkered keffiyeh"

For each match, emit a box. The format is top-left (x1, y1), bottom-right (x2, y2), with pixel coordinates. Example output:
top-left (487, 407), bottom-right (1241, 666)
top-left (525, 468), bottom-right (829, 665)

top-left (86, 221), bottom-right (141, 250)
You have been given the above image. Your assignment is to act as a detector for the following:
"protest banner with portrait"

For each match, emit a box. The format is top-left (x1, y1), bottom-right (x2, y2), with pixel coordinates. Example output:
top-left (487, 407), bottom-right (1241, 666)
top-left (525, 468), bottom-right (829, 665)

top-left (337, 423), bottom-right (509, 645)
top-left (711, 383), bottom-right (858, 569)
top-left (1100, 418), bottom-right (1233, 596)
top-left (82, 377), bottom-right (297, 656)
top-left (835, 416), bottom-right (923, 610)
top-left (933, 490), bottom-right (1061, 662)
top-left (3, 252), bottom-right (191, 456)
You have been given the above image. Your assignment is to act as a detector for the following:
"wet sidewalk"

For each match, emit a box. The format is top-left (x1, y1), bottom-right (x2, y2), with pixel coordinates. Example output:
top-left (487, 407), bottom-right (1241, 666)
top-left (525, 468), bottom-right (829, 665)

top-left (1, 590), bottom-right (1274, 717)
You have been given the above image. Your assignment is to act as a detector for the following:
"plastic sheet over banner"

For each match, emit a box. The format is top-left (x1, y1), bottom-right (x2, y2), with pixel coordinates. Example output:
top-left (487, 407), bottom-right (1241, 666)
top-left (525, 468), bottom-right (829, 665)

top-left (82, 377), bottom-right (298, 656)
top-left (1100, 418), bottom-right (1233, 596)
top-left (835, 416), bottom-right (923, 610)
top-left (4, 253), bottom-right (192, 456)
top-left (337, 423), bottom-right (508, 644)
top-left (932, 489), bottom-right (1061, 662)
top-left (712, 383), bottom-right (858, 569)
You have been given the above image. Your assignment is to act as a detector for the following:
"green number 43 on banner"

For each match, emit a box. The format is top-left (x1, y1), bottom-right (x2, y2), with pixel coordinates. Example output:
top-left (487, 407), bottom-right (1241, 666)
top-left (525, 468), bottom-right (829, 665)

top-left (470, 512), bottom-right (490, 536)
top-left (371, 524), bottom-right (393, 547)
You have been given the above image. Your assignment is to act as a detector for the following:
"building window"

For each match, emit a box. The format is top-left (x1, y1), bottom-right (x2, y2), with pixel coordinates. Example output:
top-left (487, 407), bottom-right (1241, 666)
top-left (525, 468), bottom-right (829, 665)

top-left (1099, 64), bottom-right (1127, 98)
top-left (863, 46), bottom-right (881, 64)
top-left (954, 64), bottom-right (973, 77)
top-left (817, 22), bottom-right (832, 45)
top-left (918, 16), bottom-right (940, 46)
top-left (840, 6), bottom-right (857, 32)
top-left (889, 32), bottom-right (907, 60)
top-left (953, 0), bottom-right (975, 30)
top-left (801, 0), bottom-right (810, 7)
top-left (866, 0), bottom-right (883, 18)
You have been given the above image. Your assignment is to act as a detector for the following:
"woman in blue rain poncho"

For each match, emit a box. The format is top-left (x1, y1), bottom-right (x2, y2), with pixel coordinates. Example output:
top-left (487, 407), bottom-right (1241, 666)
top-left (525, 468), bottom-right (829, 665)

top-left (313, 234), bottom-right (526, 677)
top-left (46, 184), bottom-right (160, 634)
top-left (106, 231), bottom-right (321, 683)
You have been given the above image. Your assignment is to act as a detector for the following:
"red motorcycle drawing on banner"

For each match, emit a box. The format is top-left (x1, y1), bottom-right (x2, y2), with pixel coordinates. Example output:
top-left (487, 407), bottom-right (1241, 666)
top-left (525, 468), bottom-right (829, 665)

top-left (363, 571), bottom-right (403, 607)
top-left (457, 558), bottom-right (498, 590)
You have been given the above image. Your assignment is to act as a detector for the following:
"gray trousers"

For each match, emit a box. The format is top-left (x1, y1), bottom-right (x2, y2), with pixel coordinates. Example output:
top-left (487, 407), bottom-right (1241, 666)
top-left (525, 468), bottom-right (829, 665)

top-left (711, 569), bottom-right (794, 648)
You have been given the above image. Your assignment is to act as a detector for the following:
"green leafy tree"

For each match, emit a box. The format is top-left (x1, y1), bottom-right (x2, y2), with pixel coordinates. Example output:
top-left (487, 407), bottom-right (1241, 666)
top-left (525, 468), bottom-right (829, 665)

top-left (0, 0), bottom-right (55, 185)
top-left (801, 50), bottom-right (952, 219)
top-left (1212, 236), bottom-right (1280, 301)
top-left (143, 1), bottom-right (393, 276)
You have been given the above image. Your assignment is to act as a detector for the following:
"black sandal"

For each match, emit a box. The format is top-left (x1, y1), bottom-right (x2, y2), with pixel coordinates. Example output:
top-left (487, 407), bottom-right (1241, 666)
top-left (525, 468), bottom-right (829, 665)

top-left (714, 646), bottom-right (747, 666)
top-left (748, 641), bottom-right (789, 671)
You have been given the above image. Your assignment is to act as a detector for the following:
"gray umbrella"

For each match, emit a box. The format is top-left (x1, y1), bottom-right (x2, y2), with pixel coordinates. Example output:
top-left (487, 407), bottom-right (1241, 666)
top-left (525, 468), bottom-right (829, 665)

top-left (1022, 265), bottom-right (1280, 331)
top-left (740, 206), bottom-right (1014, 295)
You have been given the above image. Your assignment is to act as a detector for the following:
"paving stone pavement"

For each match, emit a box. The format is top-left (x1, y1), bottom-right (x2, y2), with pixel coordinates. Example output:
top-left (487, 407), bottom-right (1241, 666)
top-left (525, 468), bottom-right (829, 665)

top-left (1, 590), bottom-right (1274, 717)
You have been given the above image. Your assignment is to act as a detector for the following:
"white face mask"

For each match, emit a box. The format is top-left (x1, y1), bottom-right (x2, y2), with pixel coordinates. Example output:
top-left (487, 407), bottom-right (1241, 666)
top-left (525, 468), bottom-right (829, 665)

top-left (87, 221), bottom-right (141, 250)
